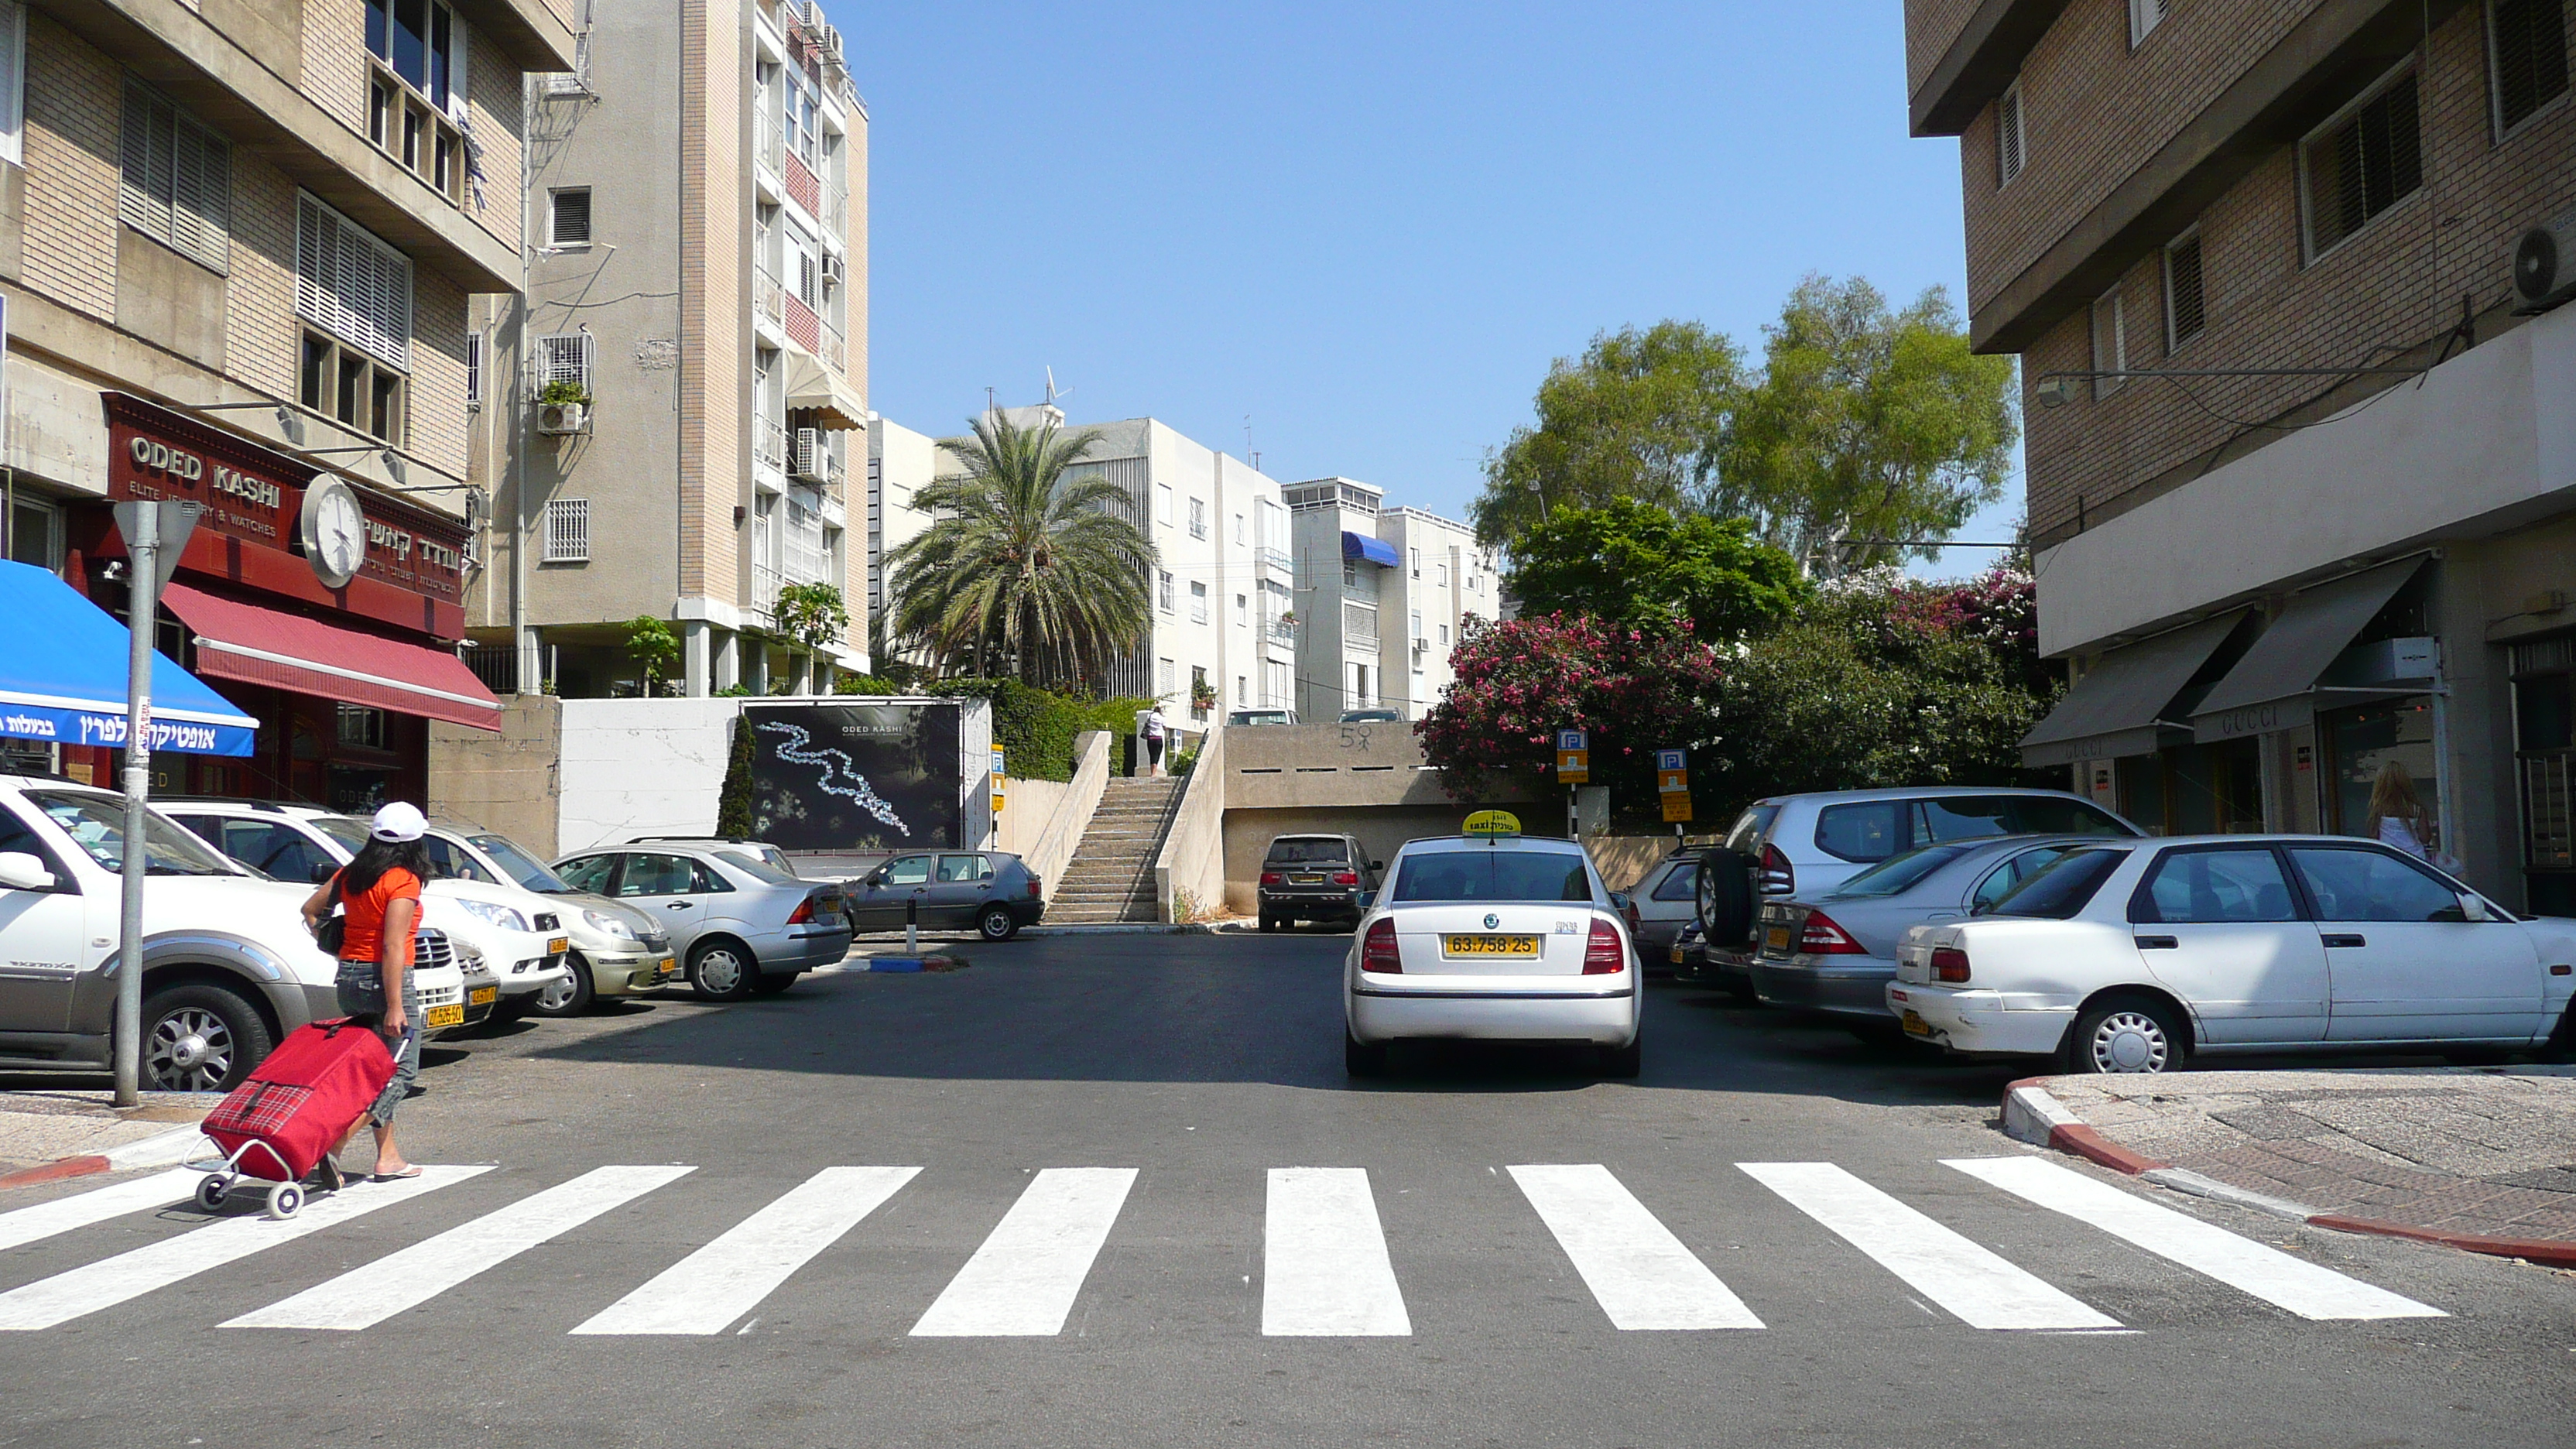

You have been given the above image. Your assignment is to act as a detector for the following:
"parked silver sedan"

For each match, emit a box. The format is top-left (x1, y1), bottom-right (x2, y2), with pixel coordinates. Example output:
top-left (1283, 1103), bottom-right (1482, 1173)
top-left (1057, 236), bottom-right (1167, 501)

top-left (1747, 835), bottom-right (2099, 1040)
top-left (552, 844), bottom-right (851, 1001)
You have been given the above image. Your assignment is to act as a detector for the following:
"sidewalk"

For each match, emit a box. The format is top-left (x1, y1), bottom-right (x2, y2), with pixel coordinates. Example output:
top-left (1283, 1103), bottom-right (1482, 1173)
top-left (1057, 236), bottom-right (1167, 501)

top-left (2014, 1067), bottom-right (2576, 1255)
top-left (0, 1091), bottom-right (215, 1179)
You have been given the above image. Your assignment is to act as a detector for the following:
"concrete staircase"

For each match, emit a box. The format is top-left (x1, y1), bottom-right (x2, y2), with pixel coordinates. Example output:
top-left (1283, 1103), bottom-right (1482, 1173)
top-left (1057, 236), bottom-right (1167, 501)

top-left (1047, 776), bottom-right (1187, 923)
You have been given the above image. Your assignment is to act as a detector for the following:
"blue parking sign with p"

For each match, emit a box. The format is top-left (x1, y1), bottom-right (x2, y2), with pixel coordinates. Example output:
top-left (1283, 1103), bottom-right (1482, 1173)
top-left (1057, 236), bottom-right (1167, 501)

top-left (1655, 748), bottom-right (1685, 771)
top-left (1557, 729), bottom-right (1588, 752)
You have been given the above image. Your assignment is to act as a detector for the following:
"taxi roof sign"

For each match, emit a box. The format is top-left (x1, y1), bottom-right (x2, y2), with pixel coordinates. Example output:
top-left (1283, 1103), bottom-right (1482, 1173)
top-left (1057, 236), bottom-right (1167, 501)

top-left (1462, 810), bottom-right (1523, 839)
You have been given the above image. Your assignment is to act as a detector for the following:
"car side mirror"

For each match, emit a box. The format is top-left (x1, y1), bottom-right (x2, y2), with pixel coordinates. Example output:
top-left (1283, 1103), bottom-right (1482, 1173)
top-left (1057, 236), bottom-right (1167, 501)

top-left (0, 851), bottom-right (56, 892)
top-left (2458, 892), bottom-right (2492, 923)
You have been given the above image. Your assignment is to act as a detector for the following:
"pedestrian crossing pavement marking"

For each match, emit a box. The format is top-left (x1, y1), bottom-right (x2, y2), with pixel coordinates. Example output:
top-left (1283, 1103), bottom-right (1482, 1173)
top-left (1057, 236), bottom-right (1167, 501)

top-left (0, 1170), bottom-right (199, 1255)
top-left (1507, 1164), bottom-right (1762, 1331)
top-left (225, 1166), bottom-right (695, 1331)
top-left (1738, 1162), bottom-right (2122, 1332)
top-left (910, 1168), bottom-right (1139, 1337)
top-left (1263, 1168), bottom-right (1410, 1337)
top-left (0, 1166), bottom-right (486, 1332)
top-left (1943, 1157), bottom-right (2445, 1322)
top-left (573, 1166), bottom-right (922, 1335)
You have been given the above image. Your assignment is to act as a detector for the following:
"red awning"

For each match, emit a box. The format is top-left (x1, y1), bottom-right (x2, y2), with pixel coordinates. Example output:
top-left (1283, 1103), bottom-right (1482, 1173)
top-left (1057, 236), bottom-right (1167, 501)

top-left (162, 582), bottom-right (503, 731)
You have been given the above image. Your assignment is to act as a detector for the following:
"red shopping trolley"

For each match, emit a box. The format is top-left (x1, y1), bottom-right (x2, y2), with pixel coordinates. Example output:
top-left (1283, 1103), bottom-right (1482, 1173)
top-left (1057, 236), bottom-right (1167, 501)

top-left (188, 1018), bottom-right (395, 1220)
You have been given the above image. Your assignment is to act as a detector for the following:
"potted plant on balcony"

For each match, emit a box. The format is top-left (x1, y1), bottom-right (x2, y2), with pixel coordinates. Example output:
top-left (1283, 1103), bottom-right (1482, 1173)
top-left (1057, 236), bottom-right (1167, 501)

top-left (1190, 676), bottom-right (1219, 718)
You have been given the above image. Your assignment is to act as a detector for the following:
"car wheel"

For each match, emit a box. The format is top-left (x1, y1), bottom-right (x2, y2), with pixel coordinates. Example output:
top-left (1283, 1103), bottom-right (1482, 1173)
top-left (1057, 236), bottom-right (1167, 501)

top-left (1344, 1030), bottom-right (1388, 1077)
top-left (1258, 912), bottom-right (1276, 933)
top-left (2068, 995), bottom-right (2183, 1074)
top-left (1600, 1029), bottom-right (1643, 1078)
top-left (688, 939), bottom-right (758, 1002)
top-left (750, 972), bottom-right (800, 997)
top-left (978, 904), bottom-right (1019, 942)
top-left (530, 951), bottom-right (596, 1017)
top-left (140, 983), bottom-right (272, 1094)
top-left (1694, 848), bottom-right (1756, 948)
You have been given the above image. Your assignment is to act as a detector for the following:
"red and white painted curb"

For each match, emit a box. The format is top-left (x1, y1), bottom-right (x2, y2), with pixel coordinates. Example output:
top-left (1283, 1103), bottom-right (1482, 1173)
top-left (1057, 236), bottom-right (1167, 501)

top-left (2002, 1077), bottom-right (2576, 1270)
top-left (0, 1124), bottom-right (206, 1193)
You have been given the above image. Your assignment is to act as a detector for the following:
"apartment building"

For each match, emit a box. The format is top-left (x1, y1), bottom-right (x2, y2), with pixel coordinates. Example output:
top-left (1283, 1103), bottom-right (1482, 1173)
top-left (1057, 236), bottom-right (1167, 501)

top-left (0, 0), bottom-right (573, 805)
top-left (1283, 481), bottom-right (1499, 721)
top-left (468, 0), bottom-right (868, 699)
top-left (867, 406), bottom-right (1297, 721)
top-left (1907, 0), bottom-right (2576, 909)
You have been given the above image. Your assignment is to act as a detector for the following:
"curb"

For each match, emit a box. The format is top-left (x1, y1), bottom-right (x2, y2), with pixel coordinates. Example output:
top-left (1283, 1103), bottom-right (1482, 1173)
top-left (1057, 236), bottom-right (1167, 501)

top-left (1019, 923), bottom-right (1217, 937)
top-left (0, 1122), bottom-right (205, 1193)
top-left (1999, 1077), bottom-right (2576, 1269)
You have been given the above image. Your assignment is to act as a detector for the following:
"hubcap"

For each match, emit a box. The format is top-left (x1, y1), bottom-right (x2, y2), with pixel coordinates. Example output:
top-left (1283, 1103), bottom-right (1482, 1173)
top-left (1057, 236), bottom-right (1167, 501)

top-left (146, 1007), bottom-right (234, 1091)
top-left (699, 950), bottom-right (745, 995)
top-left (538, 965), bottom-right (580, 1010)
top-left (2090, 1011), bottom-right (2169, 1073)
top-left (984, 910), bottom-right (1009, 938)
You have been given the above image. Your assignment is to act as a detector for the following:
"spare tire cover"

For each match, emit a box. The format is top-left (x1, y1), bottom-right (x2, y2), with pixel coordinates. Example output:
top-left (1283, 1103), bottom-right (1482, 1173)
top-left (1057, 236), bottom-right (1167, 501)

top-left (1694, 848), bottom-right (1756, 947)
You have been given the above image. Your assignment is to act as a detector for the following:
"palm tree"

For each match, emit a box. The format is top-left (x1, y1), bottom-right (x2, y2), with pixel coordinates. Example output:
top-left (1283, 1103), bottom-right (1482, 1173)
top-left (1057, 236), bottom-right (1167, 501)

top-left (884, 412), bottom-right (1156, 686)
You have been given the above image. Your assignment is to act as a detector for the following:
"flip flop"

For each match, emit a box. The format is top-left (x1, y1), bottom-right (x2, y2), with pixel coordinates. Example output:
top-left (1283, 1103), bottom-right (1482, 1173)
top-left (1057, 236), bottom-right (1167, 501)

top-left (372, 1165), bottom-right (423, 1182)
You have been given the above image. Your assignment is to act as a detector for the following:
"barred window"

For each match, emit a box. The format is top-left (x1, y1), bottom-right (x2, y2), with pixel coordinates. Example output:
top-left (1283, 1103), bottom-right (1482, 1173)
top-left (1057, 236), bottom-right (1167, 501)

top-left (2300, 67), bottom-right (2421, 260)
top-left (543, 498), bottom-right (590, 563)
top-left (297, 194), bottom-right (412, 368)
top-left (121, 80), bottom-right (231, 272)
top-left (2489, 0), bottom-right (2569, 136)
top-left (2164, 231), bottom-right (2205, 351)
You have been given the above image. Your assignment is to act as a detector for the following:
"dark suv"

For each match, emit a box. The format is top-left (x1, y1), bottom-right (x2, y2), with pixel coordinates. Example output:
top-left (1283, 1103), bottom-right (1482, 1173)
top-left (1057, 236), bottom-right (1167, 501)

top-left (1257, 834), bottom-right (1380, 931)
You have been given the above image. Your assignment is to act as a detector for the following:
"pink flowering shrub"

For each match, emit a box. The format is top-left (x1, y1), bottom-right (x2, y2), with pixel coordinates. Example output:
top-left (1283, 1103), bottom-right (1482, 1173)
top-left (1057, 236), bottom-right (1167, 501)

top-left (1416, 612), bottom-right (1728, 804)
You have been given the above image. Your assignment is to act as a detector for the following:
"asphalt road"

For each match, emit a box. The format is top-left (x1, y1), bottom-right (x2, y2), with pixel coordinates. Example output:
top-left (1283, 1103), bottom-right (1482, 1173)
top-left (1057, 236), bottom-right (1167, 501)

top-left (2, 931), bottom-right (2571, 1449)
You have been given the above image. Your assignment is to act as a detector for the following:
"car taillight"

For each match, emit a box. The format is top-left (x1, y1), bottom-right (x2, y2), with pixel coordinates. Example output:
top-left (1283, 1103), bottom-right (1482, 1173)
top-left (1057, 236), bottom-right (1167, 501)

top-left (1261, 872), bottom-right (1284, 886)
top-left (1759, 843), bottom-right (1794, 895)
top-left (1332, 871), bottom-right (1358, 886)
top-left (1362, 918), bottom-right (1401, 973)
top-left (1026, 877), bottom-right (1043, 898)
top-left (1584, 920), bottom-right (1625, 975)
top-left (1798, 910), bottom-right (1866, 955)
top-left (786, 896), bottom-right (815, 925)
top-left (1931, 947), bottom-right (1971, 984)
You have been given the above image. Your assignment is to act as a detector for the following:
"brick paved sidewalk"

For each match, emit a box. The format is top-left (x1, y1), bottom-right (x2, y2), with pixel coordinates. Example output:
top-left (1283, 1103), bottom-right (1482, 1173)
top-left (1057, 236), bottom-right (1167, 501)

top-left (2036, 1067), bottom-right (2576, 1245)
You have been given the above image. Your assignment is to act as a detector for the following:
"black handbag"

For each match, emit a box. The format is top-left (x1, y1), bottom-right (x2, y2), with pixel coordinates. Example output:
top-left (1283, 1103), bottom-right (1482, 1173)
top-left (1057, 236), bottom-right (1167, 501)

top-left (313, 873), bottom-right (347, 957)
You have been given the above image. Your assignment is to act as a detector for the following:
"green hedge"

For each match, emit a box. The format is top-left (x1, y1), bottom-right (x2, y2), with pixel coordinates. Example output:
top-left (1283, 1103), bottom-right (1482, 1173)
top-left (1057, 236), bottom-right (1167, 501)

top-left (935, 680), bottom-right (1154, 782)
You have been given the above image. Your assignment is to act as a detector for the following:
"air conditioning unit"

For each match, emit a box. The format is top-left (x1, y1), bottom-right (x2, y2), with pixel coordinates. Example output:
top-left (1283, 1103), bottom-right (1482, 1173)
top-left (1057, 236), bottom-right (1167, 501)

top-left (535, 402), bottom-right (590, 436)
top-left (822, 254), bottom-right (845, 284)
top-left (2514, 204), bottom-right (2576, 313)
top-left (1413, 636), bottom-right (1430, 653)
top-left (791, 426), bottom-right (827, 480)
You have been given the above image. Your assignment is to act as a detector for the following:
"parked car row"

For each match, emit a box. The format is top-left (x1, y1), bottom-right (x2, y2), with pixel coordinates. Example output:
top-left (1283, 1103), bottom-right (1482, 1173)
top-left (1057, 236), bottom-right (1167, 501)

top-left (1665, 786), bottom-right (2576, 1074)
top-left (0, 773), bottom-right (878, 1094)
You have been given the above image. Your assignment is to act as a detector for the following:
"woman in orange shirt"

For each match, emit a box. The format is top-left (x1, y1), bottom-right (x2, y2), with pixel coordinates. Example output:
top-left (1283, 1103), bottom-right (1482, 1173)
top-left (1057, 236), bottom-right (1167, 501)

top-left (301, 801), bottom-right (434, 1185)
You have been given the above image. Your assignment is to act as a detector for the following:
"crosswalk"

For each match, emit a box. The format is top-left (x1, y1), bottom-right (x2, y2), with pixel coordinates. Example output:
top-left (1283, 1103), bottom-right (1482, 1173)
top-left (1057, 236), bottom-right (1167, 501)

top-left (0, 1154), bottom-right (2446, 1338)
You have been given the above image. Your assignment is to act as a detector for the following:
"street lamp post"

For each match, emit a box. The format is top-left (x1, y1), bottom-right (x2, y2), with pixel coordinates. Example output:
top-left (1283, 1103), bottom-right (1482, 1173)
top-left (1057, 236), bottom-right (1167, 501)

top-left (108, 498), bottom-right (201, 1107)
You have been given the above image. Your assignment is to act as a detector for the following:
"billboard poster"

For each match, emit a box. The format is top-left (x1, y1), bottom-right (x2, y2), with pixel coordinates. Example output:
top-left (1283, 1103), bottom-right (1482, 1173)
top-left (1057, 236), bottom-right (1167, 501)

top-left (745, 703), bottom-right (961, 851)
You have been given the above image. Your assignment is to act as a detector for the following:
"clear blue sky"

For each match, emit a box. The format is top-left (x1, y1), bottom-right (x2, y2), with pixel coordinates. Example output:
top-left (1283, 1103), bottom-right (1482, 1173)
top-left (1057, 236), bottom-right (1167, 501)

top-left (844, 1), bottom-right (2021, 578)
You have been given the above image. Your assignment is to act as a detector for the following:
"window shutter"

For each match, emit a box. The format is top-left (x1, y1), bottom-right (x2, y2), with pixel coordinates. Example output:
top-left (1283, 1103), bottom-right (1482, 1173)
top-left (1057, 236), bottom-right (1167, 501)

top-left (170, 112), bottom-right (231, 271)
top-left (120, 83), bottom-right (173, 241)
top-left (544, 498), bottom-right (591, 562)
top-left (296, 194), bottom-right (412, 368)
top-left (0, 2), bottom-right (24, 166)
top-left (1996, 84), bottom-right (2024, 185)
top-left (2491, 0), bottom-right (2569, 135)
top-left (2165, 234), bottom-right (2205, 348)
top-left (551, 188), bottom-right (591, 245)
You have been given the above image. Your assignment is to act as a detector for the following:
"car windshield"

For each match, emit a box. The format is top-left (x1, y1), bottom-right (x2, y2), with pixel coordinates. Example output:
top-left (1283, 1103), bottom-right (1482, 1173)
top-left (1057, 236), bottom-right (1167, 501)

top-left (1266, 838), bottom-right (1349, 865)
top-left (1828, 843), bottom-right (1977, 899)
top-left (1988, 848), bottom-right (2129, 919)
top-left (469, 832), bottom-right (574, 892)
top-left (26, 792), bottom-right (240, 876)
top-left (311, 816), bottom-right (372, 855)
top-left (1391, 848), bottom-right (1591, 903)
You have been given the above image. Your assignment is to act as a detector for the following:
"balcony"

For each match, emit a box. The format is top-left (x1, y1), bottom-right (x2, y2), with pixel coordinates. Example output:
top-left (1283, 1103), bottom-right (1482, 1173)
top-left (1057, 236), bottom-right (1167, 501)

top-left (755, 414), bottom-right (788, 488)
top-left (754, 265), bottom-right (785, 338)
top-left (820, 317), bottom-right (846, 373)
top-left (1256, 546), bottom-right (1291, 574)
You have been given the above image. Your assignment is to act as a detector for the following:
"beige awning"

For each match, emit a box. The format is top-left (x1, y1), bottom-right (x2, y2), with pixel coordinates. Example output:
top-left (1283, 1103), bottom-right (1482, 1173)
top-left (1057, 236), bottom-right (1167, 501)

top-left (783, 351), bottom-right (868, 430)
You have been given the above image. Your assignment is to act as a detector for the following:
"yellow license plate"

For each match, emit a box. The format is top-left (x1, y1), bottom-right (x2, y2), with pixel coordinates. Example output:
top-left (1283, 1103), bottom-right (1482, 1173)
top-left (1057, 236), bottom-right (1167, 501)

top-left (653, 957), bottom-right (676, 979)
top-left (547, 937), bottom-right (570, 954)
top-left (1668, 944), bottom-right (1684, 964)
top-left (1901, 1009), bottom-right (1930, 1037)
top-left (469, 986), bottom-right (497, 1005)
top-left (1766, 926), bottom-right (1792, 951)
top-left (1441, 933), bottom-right (1541, 958)
top-left (424, 1003), bottom-right (465, 1029)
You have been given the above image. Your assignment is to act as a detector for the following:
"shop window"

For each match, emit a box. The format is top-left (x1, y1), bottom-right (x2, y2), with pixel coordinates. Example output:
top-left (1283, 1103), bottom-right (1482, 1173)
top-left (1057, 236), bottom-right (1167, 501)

top-left (120, 80), bottom-right (231, 272)
top-left (337, 705), bottom-right (386, 750)
top-left (364, 0), bottom-right (469, 206)
top-left (2512, 637), bottom-right (2575, 913)
top-left (8, 494), bottom-right (57, 567)
top-left (2322, 698), bottom-right (2440, 844)
top-left (2300, 66), bottom-right (2421, 260)
top-left (2489, 0), bottom-right (2570, 138)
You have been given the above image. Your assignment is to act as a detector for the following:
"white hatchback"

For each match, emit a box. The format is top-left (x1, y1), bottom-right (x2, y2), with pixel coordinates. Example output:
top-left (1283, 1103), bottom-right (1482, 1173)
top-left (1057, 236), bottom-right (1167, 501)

top-left (1888, 835), bottom-right (2576, 1073)
top-left (1343, 825), bottom-right (1641, 1077)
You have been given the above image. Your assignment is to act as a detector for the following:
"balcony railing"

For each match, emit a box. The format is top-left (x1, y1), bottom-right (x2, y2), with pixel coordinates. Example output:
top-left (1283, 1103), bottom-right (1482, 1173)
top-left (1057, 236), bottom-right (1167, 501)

top-left (1256, 546), bottom-right (1290, 573)
top-left (755, 414), bottom-right (787, 472)
top-left (820, 317), bottom-right (845, 372)
top-left (755, 266), bottom-right (783, 326)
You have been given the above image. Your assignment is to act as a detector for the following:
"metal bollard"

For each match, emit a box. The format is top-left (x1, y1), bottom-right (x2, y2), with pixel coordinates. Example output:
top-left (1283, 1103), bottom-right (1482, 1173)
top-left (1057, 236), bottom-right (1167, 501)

top-left (906, 891), bottom-right (920, 955)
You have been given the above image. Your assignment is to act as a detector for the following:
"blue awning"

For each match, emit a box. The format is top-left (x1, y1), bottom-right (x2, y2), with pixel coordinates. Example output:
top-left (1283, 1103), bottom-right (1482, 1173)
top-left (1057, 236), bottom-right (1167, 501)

top-left (0, 560), bottom-right (258, 757)
top-left (1341, 532), bottom-right (1401, 569)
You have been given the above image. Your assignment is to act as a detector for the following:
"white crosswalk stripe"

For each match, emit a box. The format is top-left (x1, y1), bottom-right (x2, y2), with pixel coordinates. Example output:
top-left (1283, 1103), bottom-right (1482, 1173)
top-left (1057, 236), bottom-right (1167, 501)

top-left (572, 1166), bottom-right (921, 1335)
top-left (0, 1170), bottom-right (197, 1255)
top-left (910, 1168), bottom-right (1138, 1337)
top-left (1739, 1162), bottom-right (2122, 1331)
top-left (225, 1166), bottom-right (694, 1331)
top-left (0, 1166), bottom-right (485, 1331)
top-left (1262, 1167), bottom-right (1410, 1336)
top-left (1944, 1156), bottom-right (2446, 1321)
top-left (1508, 1163), bottom-right (1762, 1331)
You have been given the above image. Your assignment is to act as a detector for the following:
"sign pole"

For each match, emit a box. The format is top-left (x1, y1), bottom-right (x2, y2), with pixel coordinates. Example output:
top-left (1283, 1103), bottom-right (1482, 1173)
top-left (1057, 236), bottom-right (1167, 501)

top-left (112, 506), bottom-right (159, 1108)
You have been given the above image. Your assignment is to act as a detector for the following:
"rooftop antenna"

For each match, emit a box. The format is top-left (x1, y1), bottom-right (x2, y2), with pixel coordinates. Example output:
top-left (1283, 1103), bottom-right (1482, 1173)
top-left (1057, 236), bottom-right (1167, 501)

top-left (1043, 367), bottom-right (1074, 409)
top-left (1245, 416), bottom-right (1259, 473)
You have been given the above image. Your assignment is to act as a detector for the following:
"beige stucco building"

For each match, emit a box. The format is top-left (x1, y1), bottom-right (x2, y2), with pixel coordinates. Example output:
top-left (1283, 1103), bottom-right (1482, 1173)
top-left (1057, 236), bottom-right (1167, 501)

top-left (467, 0), bottom-right (868, 699)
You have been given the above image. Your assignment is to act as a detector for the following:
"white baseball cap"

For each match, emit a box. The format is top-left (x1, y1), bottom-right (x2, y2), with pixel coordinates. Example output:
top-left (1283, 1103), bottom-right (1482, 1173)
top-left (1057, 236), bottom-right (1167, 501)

top-left (370, 802), bottom-right (427, 842)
